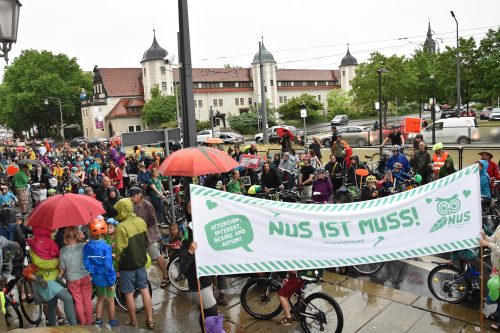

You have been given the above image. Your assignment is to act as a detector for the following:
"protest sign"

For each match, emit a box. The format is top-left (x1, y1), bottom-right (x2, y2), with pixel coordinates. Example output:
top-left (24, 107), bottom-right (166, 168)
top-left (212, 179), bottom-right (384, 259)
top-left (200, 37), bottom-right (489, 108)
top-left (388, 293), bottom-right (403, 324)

top-left (240, 154), bottom-right (260, 169)
top-left (191, 164), bottom-right (481, 277)
top-left (405, 117), bottom-right (422, 133)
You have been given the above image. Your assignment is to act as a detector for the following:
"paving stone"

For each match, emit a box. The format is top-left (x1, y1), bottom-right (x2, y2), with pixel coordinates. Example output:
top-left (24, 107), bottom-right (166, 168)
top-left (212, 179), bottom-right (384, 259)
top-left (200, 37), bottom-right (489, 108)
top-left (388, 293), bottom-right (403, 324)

top-left (407, 312), bottom-right (467, 333)
top-left (336, 291), bottom-right (392, 332)
top-left (412, 296), bottom-right (482, 326)
top-left (341, 277), bottom-right (420, 305)
top-left (357, 302), bottom-right (425, 333)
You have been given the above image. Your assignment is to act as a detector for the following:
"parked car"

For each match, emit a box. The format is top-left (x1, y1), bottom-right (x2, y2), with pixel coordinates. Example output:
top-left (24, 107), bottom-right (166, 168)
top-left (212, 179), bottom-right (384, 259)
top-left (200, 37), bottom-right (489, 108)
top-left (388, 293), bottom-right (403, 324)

top-left (196, 130), bottom-right (220, 144)
top-left (330, 115), bottom-right (349, 126)
top-left (320, 126), bottom-right (378, 147)
top-left (254, 125), bottom-right (303, 143)
top-left (422, 117), bottom-right (479, 144)
top-left (440, 110), bottom-right (458, 119)
top-left (460, 109), bottom-right (476, 118)
top-left (489, 108), bottom-right (500, 121)
top-left (480, 107), bottom-right (493, 120)
top-left (218, 132), bottom-right (245, 145)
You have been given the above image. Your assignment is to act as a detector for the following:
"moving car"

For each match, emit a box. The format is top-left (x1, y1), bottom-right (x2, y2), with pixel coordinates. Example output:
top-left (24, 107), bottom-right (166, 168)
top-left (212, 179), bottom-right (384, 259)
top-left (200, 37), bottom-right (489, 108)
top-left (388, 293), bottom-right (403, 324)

top-left (440, 110), bottom-right (457, 119)
top-left (422, 117), bottom-right (479, 144)
top-left (489, 108), bottom-right (500, 121)
top-left (254, 125), bottom-right (303, 143)
top-left (320, 126), bottom-right (379, 147)
top-left (480, 107), bottom-right (493, 120)
top-left (218, 132), bottom-right (245, 145)
top-left (196, 130), bottom-right (220, 144)
top-left (330, 115), bottom-right (349, 126)
top-left (460, 109), bottom-right (476, 118)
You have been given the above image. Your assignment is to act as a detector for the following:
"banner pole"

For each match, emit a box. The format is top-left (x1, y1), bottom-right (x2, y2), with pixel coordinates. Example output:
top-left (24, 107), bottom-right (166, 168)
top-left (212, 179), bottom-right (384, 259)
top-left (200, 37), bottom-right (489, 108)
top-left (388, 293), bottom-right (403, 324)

top-left (480, 245), bottom-right (484, 330)
top-left (197, 278), bottom-right (207, 333)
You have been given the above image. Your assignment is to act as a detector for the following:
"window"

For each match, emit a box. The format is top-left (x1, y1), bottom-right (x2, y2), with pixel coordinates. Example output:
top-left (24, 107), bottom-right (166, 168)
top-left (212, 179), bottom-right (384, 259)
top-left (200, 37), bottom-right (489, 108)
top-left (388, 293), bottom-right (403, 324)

top-left (200, 82), bottom-right (219, 89)
top-left (305, 81), bottom-right (316, 86)
top-left (248, 98), bottom-right (252, 106)
top-left (317, 81), bottom-right (327, 86)
top-left (128, 126), bottom-right (135, 132)
top-left (194, 99), bottom-right (197, 108)
top-left (270, 80), bottom-right (274, 86)
top-left (342, 70), bottom-right (345, 77)
top-left (161, 82), bottom-right (167, 90)
top-left (235, 98), bottom-right (239, 106)
top-left (280, 81), bottom-right (292, 87)
top-left (239, 82), bottom-right (253, 88)
top-left (223, 82), bottom-right (236, 88)
top-left (284, 96), bottom-right (288, 103)
top-left (279, 96), bottom-right (283, 103)
top-left (240, 98), bottom-right (244, 105)
top-left (317, 95), bottom-right (321, 102)
top-left (213, 99), bottom-right (218, 107)
top-left (160, 66), bottom-right (166, 75)
top-left (143, 68), bottom-right (146, 77)
top-left (219, 99), bottom-right (223, 107)
top-left (198, 100), bottom-right (203, 108)
top-left (332, 80), bottom-right (339, 85)
top-left (135, 125), bottom-right (142, 132)
top-left (294, 82), bottom-right (305, 87)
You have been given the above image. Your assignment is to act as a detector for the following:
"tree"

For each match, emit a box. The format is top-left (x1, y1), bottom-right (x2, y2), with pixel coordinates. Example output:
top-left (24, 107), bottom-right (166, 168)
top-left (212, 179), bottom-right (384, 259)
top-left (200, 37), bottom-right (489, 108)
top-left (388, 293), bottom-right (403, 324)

top-left (474, 27), bottom-right (500, 105)
top-left (277, 93), bottom-right (323, 123)
top-left (228, 111), bottom-right (276, 135)
top-left (142, 86), bottom-right (177, 127)
top-left (326, 89), bottom-right (352, 117)
top-left (0, 50), bottom-right (93, 137)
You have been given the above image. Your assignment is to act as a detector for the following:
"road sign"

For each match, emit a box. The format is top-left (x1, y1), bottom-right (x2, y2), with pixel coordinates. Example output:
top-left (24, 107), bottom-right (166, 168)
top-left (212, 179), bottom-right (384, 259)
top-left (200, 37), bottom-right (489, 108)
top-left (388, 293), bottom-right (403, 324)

top-left (122, 128), bottom-right (181, 147)
top-left (405, 117), bottom-right (422, 134)
top-left (300, 109), bottom-right (307, 118)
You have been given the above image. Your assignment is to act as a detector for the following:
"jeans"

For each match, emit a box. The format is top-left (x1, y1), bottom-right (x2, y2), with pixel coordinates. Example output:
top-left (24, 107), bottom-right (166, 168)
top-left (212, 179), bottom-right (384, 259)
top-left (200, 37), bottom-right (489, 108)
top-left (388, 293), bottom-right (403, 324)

top-left (149, 195), bottom-right (164, 223)
top-left (47, 288), bottom-right (77, 326)
top-left (67, 275), bottom-right (93, 325)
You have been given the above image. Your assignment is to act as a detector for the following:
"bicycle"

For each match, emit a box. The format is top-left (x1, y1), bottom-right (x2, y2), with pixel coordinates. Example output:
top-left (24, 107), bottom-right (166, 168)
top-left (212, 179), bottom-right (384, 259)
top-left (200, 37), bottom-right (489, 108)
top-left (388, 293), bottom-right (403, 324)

top-left (240, 271), bottom-right (343, 333)
top-left (114, 277), bottom-right (153, 313)
top-left (427, 250), bottom-right (491, 304)
top-left (0, 247), bottom-right (25, 329)
top-left (166, 255), bottom-right (189, 292)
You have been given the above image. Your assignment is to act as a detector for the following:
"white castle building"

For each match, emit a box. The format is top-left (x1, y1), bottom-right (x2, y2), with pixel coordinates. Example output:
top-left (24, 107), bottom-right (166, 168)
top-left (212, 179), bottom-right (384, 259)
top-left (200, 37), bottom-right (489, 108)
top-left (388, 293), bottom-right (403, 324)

top-left (80, 32), bottom-right (358, 139)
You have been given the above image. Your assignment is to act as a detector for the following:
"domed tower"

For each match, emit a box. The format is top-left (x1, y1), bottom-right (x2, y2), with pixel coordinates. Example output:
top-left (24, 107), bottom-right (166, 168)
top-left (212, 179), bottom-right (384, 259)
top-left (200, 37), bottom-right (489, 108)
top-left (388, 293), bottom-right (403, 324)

top-left (141, 30), bottom-right (173, 101)
top-left (250, 41), bottom-right (278, 109)
top-left (339, 45), bottom-right (358, 92)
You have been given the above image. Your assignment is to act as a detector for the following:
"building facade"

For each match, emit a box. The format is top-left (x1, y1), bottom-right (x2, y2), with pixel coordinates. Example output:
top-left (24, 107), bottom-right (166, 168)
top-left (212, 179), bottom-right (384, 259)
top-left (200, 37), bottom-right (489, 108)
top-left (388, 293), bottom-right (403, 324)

top-left (80, 34), bottom-right (358, 139)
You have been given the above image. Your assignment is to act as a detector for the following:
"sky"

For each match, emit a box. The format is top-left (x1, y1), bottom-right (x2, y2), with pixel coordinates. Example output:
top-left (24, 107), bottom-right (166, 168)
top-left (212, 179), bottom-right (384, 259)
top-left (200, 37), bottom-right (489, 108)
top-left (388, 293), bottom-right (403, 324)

top-left (0, 0), bottom-right (499, 81)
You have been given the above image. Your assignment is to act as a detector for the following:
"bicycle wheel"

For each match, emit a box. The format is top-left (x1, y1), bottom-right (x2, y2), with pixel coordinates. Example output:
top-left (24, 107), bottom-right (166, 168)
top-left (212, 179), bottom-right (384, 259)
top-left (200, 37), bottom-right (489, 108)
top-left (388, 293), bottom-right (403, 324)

top-left (240, 277), bottom-right (282, 320)
top-left (167, 256), bottom-right (189, 292)
top-left (427, 265), bottom-right (469, 304)
top-left (115, 278), bottom-right (152, 313)
top-left (352, 262), bottom-right (385, 275)
top-left (1, 296), bottom-right (23, 330)
top-left (299, 292), bottom-right (343, 333)
top-left (18, 278), bottom-right (42, 326)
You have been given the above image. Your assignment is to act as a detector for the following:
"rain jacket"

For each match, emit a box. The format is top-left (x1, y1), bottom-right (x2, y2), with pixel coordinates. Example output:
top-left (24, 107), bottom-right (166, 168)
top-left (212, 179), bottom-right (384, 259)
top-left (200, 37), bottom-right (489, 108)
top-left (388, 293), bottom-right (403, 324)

top-left (83, 239), bottom-right (116, 287)
top-left (114, 198), bottom-right (148, 271)
top-left (479, 160), bottom-right (492, 198)
top-left (102, 186), bottom-right (121, 219)
top-left (312, 177), bottom-right (333, 203)
top-left (438, 156), bottom-right (456, 179)
top-left (386, 153), bottom-right (411, 173)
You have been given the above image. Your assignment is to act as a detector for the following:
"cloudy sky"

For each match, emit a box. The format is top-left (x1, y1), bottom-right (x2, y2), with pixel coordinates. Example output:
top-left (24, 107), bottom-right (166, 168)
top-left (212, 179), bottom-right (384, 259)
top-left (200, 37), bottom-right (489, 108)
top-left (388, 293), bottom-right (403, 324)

top-left (0, 0), bottom-right (498, 80)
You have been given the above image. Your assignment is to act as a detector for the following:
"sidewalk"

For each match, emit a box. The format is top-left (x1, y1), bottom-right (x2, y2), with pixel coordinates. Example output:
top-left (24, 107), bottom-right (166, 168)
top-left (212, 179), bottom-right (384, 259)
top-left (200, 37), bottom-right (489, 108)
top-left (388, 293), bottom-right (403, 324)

top-left (10, 270), bottom-right (494, 333)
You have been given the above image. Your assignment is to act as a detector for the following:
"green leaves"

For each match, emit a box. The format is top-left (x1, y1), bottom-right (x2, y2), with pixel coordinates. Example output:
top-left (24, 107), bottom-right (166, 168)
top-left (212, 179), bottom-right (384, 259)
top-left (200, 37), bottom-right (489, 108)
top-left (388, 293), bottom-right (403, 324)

top-left (277, 93), bottom-right (324, 123)
top-left (429, 216), bottom-right (447, 233)
top-left (142, 86), bottom-right (177, 126)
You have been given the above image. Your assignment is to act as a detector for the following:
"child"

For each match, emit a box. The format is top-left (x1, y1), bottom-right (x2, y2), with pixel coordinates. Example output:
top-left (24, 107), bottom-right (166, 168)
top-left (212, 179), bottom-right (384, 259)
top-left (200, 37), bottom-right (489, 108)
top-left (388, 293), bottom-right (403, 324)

top-left (167, 223), bottom-right (183, 265)
top-left (83, 218), bottom-right (118, 327)
top-left (0, 185), bottom-right (17, 207)
top-left (59, 227), bottom-right (93, 325)
top-left (103, 218), bottom-right (118, 269)
top-left (392, 162), bottom-right (412, 186)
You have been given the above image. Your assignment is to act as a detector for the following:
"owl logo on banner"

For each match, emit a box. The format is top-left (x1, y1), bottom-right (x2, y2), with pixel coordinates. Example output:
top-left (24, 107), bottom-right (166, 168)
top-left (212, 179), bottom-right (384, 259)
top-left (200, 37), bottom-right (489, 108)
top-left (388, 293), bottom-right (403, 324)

top-left (429, 192), bottom-right (471, 233)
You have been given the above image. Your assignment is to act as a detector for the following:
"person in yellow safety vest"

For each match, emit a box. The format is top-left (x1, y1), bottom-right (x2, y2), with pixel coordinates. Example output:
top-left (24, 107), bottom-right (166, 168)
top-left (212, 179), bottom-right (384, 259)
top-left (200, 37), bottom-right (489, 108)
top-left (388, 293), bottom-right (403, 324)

top-left (431, 142), bottom-right (448, 180)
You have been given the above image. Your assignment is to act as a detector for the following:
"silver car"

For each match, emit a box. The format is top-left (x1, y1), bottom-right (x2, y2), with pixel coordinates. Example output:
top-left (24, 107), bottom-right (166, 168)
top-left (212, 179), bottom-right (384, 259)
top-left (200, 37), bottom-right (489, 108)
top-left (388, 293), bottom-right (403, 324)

top-left (218, 132), bottom-right (245, 144)
top-left (320, 126), bottom-right (378, 147)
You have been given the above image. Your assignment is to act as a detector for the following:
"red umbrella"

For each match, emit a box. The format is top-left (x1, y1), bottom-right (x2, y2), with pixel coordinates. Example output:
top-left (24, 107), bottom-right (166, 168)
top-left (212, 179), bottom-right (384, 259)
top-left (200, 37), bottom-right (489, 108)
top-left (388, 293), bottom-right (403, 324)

top-left (27, 193), bottom-right (105, 230)
top-left (110, 135), bottom-right (122, 146)
top-left (276, 127), bottom-right (294, 139)
top-left (158, 146), bottom-right (240, 177)
top-left (6, 165), bottom-right (19, 176)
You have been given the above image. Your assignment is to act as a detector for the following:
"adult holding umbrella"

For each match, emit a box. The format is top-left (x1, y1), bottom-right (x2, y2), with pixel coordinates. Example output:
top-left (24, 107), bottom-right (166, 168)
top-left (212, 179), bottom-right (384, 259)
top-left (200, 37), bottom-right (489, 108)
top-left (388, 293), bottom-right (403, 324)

top-left (276, 127), bottom-right (294, 155)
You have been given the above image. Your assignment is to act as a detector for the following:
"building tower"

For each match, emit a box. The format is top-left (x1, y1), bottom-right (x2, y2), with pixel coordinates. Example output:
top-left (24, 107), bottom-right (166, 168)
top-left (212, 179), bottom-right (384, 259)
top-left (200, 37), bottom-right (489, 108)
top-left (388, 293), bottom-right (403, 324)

top-left (141, 30), bottom-right (173, 101)
top-left (250, 42), bottom-right (278, 110)
top-left (339, 45), bottom-right (358, 92)
top-left (423, 21), bottom-right (437, 54)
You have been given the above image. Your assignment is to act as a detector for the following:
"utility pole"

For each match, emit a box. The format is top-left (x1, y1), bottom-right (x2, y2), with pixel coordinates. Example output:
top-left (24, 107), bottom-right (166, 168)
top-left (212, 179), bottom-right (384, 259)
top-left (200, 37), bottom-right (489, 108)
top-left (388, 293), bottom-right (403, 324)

top-left (430, 75), bottom-right (436, 145)
top-left (259, 41), bottom-right (268, 144)
top-left (451, 11), bottom-right (461, 117)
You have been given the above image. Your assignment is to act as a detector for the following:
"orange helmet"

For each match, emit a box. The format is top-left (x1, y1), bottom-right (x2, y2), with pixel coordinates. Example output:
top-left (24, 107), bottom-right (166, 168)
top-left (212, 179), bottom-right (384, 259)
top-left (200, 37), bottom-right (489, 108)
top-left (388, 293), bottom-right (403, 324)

top-left (89, 217), bottom-right (107, 237)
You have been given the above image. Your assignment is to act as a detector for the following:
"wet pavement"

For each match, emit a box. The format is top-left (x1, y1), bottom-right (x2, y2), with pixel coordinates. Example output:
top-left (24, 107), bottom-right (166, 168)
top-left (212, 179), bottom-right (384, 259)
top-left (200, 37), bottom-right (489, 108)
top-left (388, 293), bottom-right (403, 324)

top-left (4, 262), bottom-right (495, 332)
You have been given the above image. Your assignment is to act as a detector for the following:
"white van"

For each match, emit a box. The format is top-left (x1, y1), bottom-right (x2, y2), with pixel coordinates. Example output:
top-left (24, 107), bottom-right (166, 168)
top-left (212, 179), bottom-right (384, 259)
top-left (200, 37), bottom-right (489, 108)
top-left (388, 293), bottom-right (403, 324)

top-left (422, 117), bottom-right (479, 144)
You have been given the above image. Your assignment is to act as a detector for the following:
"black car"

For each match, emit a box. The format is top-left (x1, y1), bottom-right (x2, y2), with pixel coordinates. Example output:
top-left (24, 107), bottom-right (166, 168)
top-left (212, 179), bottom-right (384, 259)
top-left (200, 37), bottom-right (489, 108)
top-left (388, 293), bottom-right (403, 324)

top-left (440, 110), bottom-right (457, 119)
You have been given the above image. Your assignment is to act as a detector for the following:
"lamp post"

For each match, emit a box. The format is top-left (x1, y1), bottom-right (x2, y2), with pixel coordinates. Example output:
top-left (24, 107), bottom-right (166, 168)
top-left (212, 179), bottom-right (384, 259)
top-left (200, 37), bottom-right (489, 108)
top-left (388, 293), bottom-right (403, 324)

top-left (430, 75), bottom-right (436, 145)
top-left (300, 103), bottom-right (307, 145)
top-left (44, 97), bottom-right (65, 143)
top-left (0, 0), bottom-right (22, 63)
top-left (450, 11), bottom-right (461, 117)
top-left (377, 68), bottom-right (388, 145)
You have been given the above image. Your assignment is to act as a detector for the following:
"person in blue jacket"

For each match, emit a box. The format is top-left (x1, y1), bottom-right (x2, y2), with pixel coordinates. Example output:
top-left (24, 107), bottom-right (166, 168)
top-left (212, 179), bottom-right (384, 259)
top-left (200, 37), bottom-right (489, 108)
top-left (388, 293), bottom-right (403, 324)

top-left (83, 217), bottom-right (118, 327)
top-left (386, 145), bottom-right (411, 173)
top-left (479, 160), bottom-right (492, 212)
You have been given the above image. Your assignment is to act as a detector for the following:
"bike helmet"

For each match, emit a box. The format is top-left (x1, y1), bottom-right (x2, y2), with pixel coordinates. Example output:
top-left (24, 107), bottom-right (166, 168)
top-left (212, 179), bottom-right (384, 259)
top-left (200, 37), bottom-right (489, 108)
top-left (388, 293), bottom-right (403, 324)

top-left (392, 145), bottom-right (401, 151)
top-left (383, 150), bottom-right (391, 157)
top-left (128, 186), bottom-right (142, 197)
top-left (366, 175), bottom-right (377, 182)
top-left (315, 167), bottom-right (326, 174)
top-left (393, 162), bottom-right (403, 169)
top-left (89, 217), bottom-right (107, 237)
top-left (432, 142), bottom-right (444, 151)
top-left (392, 124), bottom-right (401, 129)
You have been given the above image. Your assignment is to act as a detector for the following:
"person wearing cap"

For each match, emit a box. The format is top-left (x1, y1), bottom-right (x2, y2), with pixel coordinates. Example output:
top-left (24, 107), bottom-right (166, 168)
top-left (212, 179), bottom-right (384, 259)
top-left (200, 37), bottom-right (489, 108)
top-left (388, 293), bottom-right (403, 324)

top-left (299, 155), bottom-right (315, 199)
top-left (361, 175), bottom-right (379, 201)
top-left (412, 134), bottom-right (424, 152)
top-left (479, 151), bottom-right (499, 183)
top-left (312, 168), bottom-right (332, 203)
top-left (137, 162), bottom-right (151, 192)
top-left (431, 142), bottom-right (449, 180)
top-left (129, 187), bottom-right (169, 288)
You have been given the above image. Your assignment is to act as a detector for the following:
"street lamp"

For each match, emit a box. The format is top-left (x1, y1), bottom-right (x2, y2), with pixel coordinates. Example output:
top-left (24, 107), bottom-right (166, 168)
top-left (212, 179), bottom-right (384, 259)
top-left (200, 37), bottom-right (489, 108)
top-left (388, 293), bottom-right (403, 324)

top-left (430, 75), bottom-right (436, 145)
top-left (300, 103), bottom-right (307, 145)
top-left (0, 0), bottom-right (22, 63)
top-left (44, 97), bottom-right (65, 143)
top-left (377, 68), bottom-right (388, 145)
top-left (450, 11), bottom-right (461, 117)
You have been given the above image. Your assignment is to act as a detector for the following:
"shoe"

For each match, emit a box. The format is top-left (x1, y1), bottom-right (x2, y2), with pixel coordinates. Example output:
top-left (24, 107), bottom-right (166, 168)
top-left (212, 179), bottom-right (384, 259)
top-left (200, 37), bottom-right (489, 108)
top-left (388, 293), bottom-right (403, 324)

top-left (94, 319), bottom-right (103, 326)
top-left (126, 320), bottom-right (138, 328)
top-left (58, 317), bottom-right (68, 326)
top-left (109, 319), bottom-right (119, 327)
top-left (277, 317), bottom-right (293, 326)
top-left (146, 319), bottom-right (155, 329)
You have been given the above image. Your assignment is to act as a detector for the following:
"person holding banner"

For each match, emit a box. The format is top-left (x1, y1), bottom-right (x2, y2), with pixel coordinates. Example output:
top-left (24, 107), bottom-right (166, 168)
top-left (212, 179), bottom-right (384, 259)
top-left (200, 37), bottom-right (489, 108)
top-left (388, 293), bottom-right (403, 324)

top-left (226, 169), bottom-right (246, 194)
top-left (299, 155), bottom-right (315, 199)
top-left (261, 162), bottom-right (283, 192)
top-left (312, 168), bottom-right (333, 203)
top-left (411, 141), bottom-right (432, 185)
top-left (361, 175), bottom-right (379, 201)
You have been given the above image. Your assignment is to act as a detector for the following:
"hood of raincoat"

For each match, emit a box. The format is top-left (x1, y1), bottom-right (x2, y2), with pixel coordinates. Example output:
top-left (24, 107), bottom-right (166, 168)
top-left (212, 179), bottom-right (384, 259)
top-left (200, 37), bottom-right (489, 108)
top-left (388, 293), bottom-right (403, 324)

top-left (479, 160), bottom-right (489, 176)
top-left (114, 198), bottom-right (136, 222)
top-left (106, 186), bottom-right (121, 201)
top-left (27, 227), bottom-right (59, 260)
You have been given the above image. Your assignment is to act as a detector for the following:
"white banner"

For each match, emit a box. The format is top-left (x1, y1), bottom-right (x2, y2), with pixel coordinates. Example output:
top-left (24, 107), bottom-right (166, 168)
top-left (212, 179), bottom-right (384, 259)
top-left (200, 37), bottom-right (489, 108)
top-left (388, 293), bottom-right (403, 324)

top-left (191, 164), bottom-right (481, 277)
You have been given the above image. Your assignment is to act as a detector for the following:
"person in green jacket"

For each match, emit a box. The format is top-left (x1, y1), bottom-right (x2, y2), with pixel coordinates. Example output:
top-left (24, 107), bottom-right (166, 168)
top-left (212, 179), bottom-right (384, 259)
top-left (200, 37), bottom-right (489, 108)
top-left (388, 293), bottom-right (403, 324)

top-left (226, 169), bottom-right (246, 194)
top-left (13, 164), bottom-right (30, 214)
top-left (438, 156), bottom-right (456, 179)
top-left (114, 198), bottom-right (154, 329)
